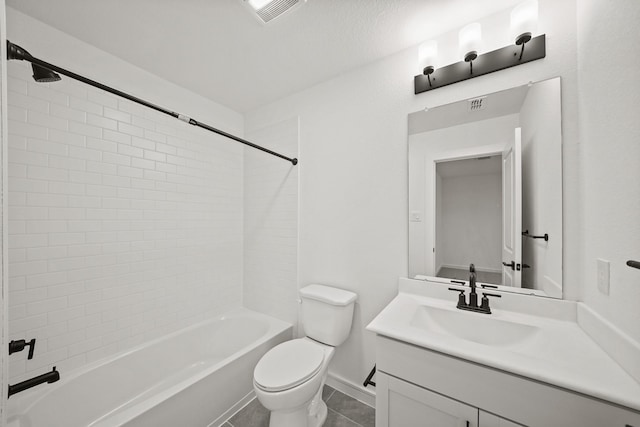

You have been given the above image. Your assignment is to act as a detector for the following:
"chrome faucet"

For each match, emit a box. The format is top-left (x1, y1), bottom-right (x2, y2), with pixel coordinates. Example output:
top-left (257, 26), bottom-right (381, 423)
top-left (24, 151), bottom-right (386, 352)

top-left (448, 263), bottom-right (501, 314)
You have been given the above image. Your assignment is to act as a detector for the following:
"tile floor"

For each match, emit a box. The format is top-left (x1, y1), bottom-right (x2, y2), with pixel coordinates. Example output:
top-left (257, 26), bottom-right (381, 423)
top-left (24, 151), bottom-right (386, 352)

top-left (224, 385), bottom-right (375, 427)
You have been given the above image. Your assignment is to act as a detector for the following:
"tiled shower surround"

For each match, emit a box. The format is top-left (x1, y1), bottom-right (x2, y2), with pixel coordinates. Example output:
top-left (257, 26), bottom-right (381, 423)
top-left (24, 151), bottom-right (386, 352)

top-left (6, 61), bottom-right (244, 383)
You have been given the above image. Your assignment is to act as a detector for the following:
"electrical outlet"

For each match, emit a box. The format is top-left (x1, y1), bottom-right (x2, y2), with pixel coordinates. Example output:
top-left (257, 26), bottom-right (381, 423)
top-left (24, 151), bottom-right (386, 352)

top-left (597, 258), bottom-right (610, 295)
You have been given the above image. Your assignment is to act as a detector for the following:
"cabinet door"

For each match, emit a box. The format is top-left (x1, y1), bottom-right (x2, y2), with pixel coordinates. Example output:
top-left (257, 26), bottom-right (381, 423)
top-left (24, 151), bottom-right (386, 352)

top-left (480, 411), bottom-right (526, 427)
top-left (377, 372), bottom-right (478, 427)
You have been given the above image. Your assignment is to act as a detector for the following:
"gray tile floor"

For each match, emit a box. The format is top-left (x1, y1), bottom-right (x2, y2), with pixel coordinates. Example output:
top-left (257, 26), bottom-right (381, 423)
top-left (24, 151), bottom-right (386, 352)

top-left (224, 385), bottom-right (375, 427)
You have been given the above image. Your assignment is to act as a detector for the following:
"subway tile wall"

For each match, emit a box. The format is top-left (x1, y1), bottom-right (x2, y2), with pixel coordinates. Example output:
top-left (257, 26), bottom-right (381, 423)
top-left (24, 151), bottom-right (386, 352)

top-left (7, 61), bottom-right (244, 382)
top-left (243, 118), bottom-right (299, 331)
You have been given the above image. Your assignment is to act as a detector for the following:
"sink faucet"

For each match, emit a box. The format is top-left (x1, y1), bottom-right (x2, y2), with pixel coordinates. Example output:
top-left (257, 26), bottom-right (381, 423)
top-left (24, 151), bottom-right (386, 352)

top-left (468, 264), bottom-right (478, 308)
top-left (447, 263), bottom-right (502, 314)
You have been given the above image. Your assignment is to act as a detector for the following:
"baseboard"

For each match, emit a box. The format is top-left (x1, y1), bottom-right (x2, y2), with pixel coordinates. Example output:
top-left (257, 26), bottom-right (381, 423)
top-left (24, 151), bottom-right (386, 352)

top-left (209, 390), bottom-right (256, 427)
top-left (326, 372), bottom-right (376, 408)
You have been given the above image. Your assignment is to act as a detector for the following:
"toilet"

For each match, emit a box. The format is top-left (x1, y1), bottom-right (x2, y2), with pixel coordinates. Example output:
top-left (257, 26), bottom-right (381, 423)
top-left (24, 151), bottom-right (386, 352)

top-left (253, 284), bottom-right (357, 427)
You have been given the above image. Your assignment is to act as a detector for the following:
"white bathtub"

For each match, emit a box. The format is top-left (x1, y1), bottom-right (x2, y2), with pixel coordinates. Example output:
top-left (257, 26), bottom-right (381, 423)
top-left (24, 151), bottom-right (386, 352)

top-left (7, 308), bottom-right (292, 427)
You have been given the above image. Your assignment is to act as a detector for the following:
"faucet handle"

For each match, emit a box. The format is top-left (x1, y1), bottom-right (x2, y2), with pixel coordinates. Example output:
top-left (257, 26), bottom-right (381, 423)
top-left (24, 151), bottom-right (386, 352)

top-left (480, 292), bottom-right (501, 313)
top-left (448, 287), bottom-right (467, 308)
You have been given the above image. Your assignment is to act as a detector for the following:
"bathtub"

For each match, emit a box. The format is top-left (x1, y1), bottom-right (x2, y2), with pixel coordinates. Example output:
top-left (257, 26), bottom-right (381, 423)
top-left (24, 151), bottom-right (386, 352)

top-left (7, 308), bottom-right (292, 427)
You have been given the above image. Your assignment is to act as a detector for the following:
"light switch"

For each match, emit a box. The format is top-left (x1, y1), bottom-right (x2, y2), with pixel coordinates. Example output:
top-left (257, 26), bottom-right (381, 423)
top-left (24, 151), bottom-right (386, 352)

top-left (597, 258), bottom-right (610, 295)
top-left (410, 211), bottom-right (422, 222)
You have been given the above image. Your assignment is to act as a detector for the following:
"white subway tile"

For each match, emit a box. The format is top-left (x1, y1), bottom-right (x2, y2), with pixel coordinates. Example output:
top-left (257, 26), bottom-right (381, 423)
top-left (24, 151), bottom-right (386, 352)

top-left (9, 148), bottom-right (48, 166)
top-left (70, 96), bottom-right (103, 116)
top-left (28, 110), bottom-right (68, 131)
top-left (9, 121), bottom-right (48, 139)
top-left (87, 137), bottom-right (118, 152)
top-left (28, 83), bottom-right (69, 105)
top-left (48, 181), bottom-right (85, 195)
top-left (132, 116), bottom-right (155, 130)
top-left (26, 193), bottom-right (68, 207)
top-left (27, 246), bottom-right (69, 261)
top-left (26, 220), bottom-right (67, 234)
top-left (103, 152), bottom-right (131, 166)
top-left (9, 234), bottom-right (48, 249)
top-left (48, 207), bottom-right (86, 220)
top-left (69, 146), bottom-right (102, 161)
top-left (49, 129), bottom-right (86, 147)
top-left (69, 121), bottom-right (103, 138)
top-left (49, 155), bottom-right (86, 171)
top-left (50, 103), bottom-right (87, 122)
top-left (26, 271), bottom-right (67, 289)
top-left (87, 90), bottom-right (118, 109)
top-left (118, 143), bottom-right (143, 158)
top-left (104, 107), bottom-right (131, 123)
top-left (118, 122), bottom-right (144, 137)
top-left (131, 136), bottom-right (155, 150)
top-left (117, 165), bottom-right (143, 179)
top-left (87, 113), bottom-right (117, 131)
top-left (27, 296), bottom-right (67, 316)
top-left (28, 166), bottom-right (69, 182)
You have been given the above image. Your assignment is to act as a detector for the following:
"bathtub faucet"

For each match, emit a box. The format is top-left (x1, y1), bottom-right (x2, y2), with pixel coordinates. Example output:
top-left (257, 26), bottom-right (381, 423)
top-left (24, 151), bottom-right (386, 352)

top-left (8, 366), bottom-right (60, 398)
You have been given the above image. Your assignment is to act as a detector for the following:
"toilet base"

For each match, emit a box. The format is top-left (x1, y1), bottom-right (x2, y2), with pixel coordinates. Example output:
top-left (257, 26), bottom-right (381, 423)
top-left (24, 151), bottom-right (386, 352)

top-left (308, 399), bottom-right (328, 427)
top-left (267, 394), bottom-right (328, 427)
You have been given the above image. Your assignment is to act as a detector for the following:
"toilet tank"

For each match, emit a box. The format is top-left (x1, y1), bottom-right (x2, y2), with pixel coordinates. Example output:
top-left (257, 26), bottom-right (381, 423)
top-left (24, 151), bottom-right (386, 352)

top-left (299, 284), bottom-right (357, 346)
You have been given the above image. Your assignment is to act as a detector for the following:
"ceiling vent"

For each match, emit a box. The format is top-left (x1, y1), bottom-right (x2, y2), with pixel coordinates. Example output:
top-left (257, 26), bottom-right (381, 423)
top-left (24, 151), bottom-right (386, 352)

top-left (244, 0), bottom-right (304, 24)
top-left (467, 96), bottom-right (487, 112)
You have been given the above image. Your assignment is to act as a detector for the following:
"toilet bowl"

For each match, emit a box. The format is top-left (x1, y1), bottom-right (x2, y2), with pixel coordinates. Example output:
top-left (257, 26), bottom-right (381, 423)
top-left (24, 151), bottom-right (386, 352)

top-left (253, 284), bottom-right (357, 427)
top-left (254, 338), bottom-right (334, 427)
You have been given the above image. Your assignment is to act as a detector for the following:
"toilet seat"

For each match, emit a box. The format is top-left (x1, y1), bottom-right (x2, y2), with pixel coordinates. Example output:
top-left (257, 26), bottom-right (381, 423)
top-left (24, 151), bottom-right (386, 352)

top-left (254, 339), bottom-right (325, 392)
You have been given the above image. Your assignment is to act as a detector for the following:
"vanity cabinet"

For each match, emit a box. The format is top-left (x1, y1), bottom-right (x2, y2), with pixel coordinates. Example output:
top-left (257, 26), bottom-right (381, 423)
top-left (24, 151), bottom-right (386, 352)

top-left (375, 335), bottom-right (640, 427)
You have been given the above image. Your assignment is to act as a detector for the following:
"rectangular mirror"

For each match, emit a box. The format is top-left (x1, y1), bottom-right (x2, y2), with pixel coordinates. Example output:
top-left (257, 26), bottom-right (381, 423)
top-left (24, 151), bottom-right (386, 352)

top-left (408, 77), bottom-right (562, 298)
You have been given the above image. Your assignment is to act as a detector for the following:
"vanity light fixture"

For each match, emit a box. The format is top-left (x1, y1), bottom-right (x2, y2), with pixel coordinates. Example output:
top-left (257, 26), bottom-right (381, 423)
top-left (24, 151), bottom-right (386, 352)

top-left (418, 40), bottom-right (438, 87)
top-left (459, 23), bottom-right (482, 68)
top-left (414, 0), bottom-right (545, 95)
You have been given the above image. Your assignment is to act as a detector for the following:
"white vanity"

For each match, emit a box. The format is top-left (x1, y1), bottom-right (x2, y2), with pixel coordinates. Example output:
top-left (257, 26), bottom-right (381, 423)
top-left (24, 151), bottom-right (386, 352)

top-left (367, 278), bottom-right (640, 427)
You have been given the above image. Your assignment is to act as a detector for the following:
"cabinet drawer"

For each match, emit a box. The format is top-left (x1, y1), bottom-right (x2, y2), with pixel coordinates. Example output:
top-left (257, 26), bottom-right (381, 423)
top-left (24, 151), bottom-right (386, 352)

top-left (376, 335), bottom-right (640, 427)
top-left (377, 372), bottom-right (477, 427)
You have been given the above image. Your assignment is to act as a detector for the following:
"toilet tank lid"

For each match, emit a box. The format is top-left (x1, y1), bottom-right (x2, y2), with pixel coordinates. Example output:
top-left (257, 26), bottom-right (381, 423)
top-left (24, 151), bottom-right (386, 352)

top-left (299, 284), bottom-right (357, 306)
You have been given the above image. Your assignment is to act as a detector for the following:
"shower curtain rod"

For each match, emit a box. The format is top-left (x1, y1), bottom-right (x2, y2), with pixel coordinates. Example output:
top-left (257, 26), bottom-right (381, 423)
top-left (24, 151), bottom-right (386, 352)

top-left (6, 40), bottom-right (298, 166)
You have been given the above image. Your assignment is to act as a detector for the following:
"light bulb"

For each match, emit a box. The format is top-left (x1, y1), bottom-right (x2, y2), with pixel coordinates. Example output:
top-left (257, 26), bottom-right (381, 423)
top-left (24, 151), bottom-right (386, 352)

top-left (418, 40), bottom-right (438, 75)
top-left (459, 23), bottom-right (482, 62)
top-left (510, 0), bottom-right (538, 45)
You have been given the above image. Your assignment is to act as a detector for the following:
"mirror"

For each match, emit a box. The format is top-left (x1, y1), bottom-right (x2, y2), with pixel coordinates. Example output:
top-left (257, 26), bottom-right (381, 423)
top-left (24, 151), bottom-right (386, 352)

top-left (408, 77), bottom-right (562, 298)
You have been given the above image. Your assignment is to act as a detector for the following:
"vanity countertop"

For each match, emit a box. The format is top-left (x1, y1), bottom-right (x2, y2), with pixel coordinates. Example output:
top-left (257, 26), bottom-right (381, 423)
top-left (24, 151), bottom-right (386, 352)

top-left (366, 278), bottom-right (640, 413)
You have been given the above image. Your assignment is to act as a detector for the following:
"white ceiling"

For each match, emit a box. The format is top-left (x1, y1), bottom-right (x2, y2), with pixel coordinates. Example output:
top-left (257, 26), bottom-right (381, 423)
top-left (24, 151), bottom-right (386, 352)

top-left (7, 0), bottom-right (523, 112)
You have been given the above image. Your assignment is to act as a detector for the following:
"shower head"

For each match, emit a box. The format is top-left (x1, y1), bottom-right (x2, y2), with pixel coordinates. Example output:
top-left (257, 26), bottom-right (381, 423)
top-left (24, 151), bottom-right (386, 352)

top-left (31, 63), bottom-right (61, 83)
top-left (6, 40), bottom-right (61, 83)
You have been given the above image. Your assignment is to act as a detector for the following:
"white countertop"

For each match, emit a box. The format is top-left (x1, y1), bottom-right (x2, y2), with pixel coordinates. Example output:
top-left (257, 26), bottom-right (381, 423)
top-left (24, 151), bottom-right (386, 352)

top-left (366, 278), bottom-right (640, 412)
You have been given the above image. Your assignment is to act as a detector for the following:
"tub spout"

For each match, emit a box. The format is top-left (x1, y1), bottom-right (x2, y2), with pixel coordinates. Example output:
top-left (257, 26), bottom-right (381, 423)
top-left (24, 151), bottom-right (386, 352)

top-left (8, 366), bottom-right (60, 398)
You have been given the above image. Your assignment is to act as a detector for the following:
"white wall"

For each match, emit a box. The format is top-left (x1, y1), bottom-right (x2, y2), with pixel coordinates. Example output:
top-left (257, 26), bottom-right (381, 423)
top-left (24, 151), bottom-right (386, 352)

top-left (577, 0), bottom-right (640, 343)
top-left (243, 117), bottom-right (299, 331)
top-left (409, 114), bottom-right (520, 277)
top-left (520, 78), bottom-right (562, 297)
top-left (439, 171), bottom-right (502, 272)
top-left (245, 0), bottom-right (580, 392)
top-left (6, 9), bottom-right (245, 382)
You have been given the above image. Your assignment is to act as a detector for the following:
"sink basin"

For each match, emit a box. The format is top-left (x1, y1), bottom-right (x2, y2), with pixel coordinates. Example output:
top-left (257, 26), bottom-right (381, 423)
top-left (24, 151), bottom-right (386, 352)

top-left (411, 305), bottom-right (538, 346)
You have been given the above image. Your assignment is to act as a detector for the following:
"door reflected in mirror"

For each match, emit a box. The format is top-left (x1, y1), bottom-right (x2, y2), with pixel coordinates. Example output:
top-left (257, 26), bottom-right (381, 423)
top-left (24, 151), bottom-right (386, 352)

top-left (408, 78), bottom-right (562, 298)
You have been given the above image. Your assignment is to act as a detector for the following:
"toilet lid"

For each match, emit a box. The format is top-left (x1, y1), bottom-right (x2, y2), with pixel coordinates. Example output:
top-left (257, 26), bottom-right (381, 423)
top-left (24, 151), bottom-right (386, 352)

top-left (254, 340), bottom-right (325, 392)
